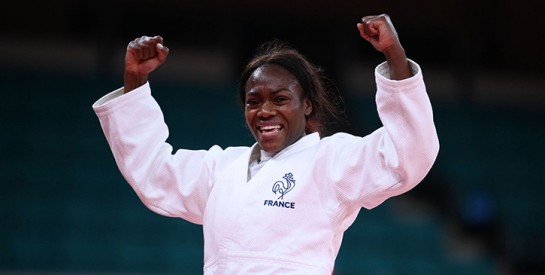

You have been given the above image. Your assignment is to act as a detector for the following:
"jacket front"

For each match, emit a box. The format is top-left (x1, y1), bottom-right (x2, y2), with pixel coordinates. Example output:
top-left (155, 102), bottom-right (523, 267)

top-left (92, 60), bottom-right (439, 274)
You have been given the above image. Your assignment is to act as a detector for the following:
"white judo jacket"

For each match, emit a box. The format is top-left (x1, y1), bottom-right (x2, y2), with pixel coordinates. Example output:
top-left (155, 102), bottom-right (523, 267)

top-left (93, 60), bottom-right (439, 274)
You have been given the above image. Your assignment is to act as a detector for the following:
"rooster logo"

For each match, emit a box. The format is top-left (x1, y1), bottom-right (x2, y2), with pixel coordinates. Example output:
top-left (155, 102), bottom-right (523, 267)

top-left (272, 173), bottom-right (296, 200)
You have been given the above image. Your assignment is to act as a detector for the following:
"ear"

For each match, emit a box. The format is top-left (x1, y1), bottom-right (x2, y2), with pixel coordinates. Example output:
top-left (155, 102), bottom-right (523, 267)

top-left (304, 98), bottom-right (313, 116)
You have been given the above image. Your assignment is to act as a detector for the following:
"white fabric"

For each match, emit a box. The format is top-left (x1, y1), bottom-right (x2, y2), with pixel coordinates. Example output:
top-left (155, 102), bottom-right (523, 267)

top-left (249, 147), bottom-right (289, 180)
top-left (92, 60), bottom-right (439, 274)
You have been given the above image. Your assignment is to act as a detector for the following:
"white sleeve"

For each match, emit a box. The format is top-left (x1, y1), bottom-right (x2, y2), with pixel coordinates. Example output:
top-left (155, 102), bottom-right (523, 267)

top-left (92, 83), bottom-right (217, 225)
top-left (322, 60), bottom-right (439, 210)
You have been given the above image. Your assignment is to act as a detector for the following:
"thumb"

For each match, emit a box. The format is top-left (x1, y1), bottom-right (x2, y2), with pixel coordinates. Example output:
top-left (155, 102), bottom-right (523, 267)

top-left (156, 43), bottom-right (170, 63)
top-left (357, 23), bottom-right (372, 42)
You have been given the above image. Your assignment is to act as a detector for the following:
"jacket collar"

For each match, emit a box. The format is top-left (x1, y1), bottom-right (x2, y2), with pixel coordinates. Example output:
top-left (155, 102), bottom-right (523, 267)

top-left (248, 132), bottom-right (320, 163)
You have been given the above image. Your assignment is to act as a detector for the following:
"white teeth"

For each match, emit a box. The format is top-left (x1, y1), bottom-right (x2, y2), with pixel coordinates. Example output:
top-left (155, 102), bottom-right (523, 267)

top-left (260, 125), bottom-right (281, 131)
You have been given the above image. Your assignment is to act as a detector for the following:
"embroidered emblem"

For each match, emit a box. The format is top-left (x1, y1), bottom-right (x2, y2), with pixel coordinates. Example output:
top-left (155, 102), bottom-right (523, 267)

top-left (272, 172), bottom-right (296, 200)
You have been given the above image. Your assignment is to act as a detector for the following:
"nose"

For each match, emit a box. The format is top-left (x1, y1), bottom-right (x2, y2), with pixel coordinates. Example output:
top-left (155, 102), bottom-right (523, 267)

top-left (257, 102), bottom-right (276, 118)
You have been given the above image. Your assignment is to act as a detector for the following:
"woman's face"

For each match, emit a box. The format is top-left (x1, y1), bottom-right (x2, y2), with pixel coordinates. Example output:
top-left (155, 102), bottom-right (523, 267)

top-left (244, 64), bottom-right (312, 154)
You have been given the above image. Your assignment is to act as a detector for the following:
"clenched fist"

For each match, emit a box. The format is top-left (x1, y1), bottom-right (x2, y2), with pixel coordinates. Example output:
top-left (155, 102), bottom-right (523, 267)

top-left (357, 14), bottom-right (411, 80)
top-left (124, 35), bottom-right (170, 93)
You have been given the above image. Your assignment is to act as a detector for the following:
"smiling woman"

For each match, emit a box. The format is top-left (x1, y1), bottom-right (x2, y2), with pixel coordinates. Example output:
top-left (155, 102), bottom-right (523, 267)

top-left (244, 63), bottom-right (312, 154)
top-left (92, 14), bottom-right (439, 274)
top-left (240, 40), bottom-right (343, 137)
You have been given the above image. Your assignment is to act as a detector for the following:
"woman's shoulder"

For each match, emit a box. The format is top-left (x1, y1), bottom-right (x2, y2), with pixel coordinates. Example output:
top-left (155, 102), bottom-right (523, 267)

top-left (314, 131), bottom-right (376, 154)
top-left (204, 144), bottom-right (252, 162)
top-left (319, 132), bottom-right (363, 143)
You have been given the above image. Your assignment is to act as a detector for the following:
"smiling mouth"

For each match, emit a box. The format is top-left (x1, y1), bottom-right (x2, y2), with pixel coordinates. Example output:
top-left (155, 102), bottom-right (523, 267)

top-left (258, 125), bottom-right (283, 134)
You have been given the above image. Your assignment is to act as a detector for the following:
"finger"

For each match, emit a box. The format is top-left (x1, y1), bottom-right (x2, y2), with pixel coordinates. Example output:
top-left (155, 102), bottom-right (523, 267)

top-left (127, 39), bottom-right (143, 60)
top-left (363, 21), bottom-right (379, 37)
top-left (132, 46), bottom-right (144, 61)
top-left (356, 23), bottom-right (365, 37)
top-left (144, 36), bottom-right (166, 60)
top-left (356, 23), bottom-right (371, 42)
top-left (156, 42), bottom-right (170, 63)
top-left (151, 35), bottom-right (164, 45)
top-left (143, 36), bottom-right (163, 58)
top-left (150, 36), bottom-right (168, 59)
top-left (137, 37), bottom-right (152, 60)
top-left (148, 45), bottom-right (157, 59)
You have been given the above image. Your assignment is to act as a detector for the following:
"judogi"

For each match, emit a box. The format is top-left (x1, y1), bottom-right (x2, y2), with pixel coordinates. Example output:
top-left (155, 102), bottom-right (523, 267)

top-left (93, 60), bottom-right (439, 274)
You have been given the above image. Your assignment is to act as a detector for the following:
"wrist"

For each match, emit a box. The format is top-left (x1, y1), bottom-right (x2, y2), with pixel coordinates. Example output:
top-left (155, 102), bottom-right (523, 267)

top-left (383, 45), bottom-right (411, 80)
top-left (124, 71), bottom-right (148, 94)
top-left (383, 44), bottom-right (406, 64)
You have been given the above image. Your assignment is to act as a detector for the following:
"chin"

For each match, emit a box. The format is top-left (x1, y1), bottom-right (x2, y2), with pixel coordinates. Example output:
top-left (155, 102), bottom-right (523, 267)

top-left (259, 143), bottom-right (282, 154)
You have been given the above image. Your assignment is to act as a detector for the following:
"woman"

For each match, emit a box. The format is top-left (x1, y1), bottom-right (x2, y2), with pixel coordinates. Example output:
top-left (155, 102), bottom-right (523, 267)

top-left (93, 14), bottom-right (439, 274)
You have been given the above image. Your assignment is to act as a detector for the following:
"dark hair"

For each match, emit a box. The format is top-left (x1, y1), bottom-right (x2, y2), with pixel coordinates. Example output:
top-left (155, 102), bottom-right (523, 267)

top-left (239, 40), bottom-right (344, 136)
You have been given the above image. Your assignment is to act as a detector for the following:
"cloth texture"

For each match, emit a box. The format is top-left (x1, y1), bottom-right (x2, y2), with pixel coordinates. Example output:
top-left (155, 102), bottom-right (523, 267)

top-left (92, 60), bottom-right (439, 274)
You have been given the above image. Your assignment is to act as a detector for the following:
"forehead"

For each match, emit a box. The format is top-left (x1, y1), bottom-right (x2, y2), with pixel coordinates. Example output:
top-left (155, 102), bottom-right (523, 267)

top-left (245, 64), bottom-right (300, 93)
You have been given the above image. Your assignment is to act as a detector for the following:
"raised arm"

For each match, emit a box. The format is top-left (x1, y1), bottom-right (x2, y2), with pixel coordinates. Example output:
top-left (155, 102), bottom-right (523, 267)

top-left (357, 14), bottom-right (411, 80)
top-left (92, 36), bottom-right (217, 224)
top-left (324, 15), bottom-right (439, 209)
top-left (124, 35), bottom-right (170, 93)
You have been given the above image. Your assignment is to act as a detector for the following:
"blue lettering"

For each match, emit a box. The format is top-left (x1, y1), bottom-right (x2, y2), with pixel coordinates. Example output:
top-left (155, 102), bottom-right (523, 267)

top-left (263, 200), bottom-right (295, 209)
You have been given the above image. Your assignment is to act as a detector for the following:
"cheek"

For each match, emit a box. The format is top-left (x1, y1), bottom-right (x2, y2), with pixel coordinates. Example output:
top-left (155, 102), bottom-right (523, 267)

top-left (288, 110), bottom-right (308, 129)
top-left (245, 109), bottom-right (255, 126)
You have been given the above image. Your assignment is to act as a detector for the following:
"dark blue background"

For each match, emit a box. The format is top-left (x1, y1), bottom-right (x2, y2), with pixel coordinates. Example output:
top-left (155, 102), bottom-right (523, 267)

top-left (1, 1), bottom-right (544, 274)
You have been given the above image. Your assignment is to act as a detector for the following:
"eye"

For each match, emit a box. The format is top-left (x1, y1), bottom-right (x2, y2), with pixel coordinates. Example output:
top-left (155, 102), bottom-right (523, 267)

top-left (246, 98), bottom-right (260, 107)
top-left (273, 96), bottom-right (289, 104)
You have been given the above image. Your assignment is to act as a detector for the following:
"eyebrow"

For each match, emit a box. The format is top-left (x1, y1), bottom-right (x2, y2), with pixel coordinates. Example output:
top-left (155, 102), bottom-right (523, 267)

top-left (246, 88), bottom-right (290, 96)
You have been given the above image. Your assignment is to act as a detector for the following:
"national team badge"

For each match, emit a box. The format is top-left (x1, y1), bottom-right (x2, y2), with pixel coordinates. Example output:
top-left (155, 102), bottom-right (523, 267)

top-left (272, 172), bottom-right (296, 200)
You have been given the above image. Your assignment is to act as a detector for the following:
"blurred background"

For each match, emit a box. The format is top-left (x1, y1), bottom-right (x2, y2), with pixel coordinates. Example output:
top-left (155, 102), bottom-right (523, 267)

top-left (1, 0), bottom-right (544, 274)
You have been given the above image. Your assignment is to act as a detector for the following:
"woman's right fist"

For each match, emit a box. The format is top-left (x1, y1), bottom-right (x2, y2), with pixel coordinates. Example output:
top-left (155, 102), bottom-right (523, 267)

top-left (125, 35), bottom-right (169, 76)
top-left (124, 36), bottom-right (169, 93)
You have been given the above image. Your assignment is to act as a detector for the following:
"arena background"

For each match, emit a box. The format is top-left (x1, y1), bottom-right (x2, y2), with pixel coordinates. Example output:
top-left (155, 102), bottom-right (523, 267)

top-left (1, 0), bottom-right (544, 274)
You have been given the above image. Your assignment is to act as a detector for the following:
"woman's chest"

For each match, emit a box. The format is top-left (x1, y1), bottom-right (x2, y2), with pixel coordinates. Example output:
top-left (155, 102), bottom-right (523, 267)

top-left (203, 153), bottom-right (340, 249)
